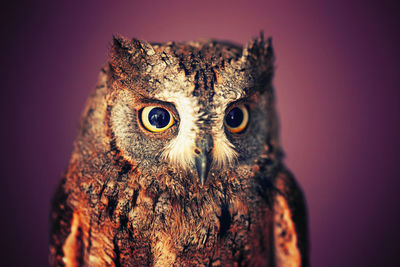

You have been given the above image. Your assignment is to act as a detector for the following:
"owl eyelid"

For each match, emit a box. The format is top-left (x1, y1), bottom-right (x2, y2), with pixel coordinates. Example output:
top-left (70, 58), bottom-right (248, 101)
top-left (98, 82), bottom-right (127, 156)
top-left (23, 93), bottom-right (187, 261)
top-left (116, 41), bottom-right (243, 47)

top-left (225, 98), bottom-right (250, 113)
top-left (138, 100), bottom-right (179, 121)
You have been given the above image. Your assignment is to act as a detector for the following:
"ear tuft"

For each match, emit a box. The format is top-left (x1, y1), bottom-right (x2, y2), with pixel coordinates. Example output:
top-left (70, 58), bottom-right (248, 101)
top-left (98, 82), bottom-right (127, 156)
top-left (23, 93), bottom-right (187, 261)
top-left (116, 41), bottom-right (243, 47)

top-left (243, 31), bottom-right (274, 66)
top-left (110, 35), bottom-right (156, 58)
top-left (242, 32), bottom-right (275, 87)
top-left (108, 35), bottom-right (158, 84)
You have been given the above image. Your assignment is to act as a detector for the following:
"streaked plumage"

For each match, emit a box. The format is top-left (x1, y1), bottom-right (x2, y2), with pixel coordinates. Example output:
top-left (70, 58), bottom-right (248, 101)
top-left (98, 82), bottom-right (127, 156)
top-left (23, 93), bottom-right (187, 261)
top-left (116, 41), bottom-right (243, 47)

top-left (50, 33), bottom-right (308, 266)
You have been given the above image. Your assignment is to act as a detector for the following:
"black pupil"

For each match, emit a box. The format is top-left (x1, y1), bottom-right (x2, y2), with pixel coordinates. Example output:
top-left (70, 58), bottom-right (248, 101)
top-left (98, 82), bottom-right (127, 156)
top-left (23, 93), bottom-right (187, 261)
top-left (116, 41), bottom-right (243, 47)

top-left (148, 107), bottom-right (170, 128)
top-left (226, 107), bottom-right (244, 128)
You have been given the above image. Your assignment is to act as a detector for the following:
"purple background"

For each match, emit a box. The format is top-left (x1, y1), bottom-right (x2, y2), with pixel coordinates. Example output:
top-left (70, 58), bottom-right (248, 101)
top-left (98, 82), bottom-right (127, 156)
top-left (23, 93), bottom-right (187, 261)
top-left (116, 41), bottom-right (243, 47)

top-left (2, 0), bottom-right (400, 266)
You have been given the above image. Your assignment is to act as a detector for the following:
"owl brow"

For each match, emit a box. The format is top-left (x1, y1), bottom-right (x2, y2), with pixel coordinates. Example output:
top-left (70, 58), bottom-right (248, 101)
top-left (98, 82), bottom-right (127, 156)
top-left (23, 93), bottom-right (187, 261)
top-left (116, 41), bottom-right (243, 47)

top-left (225, 96), bottom-right (252, 111)
top-left (138, 97), bottom-right (175, 106)
top-left (135, 97), bottom-right (179, 117)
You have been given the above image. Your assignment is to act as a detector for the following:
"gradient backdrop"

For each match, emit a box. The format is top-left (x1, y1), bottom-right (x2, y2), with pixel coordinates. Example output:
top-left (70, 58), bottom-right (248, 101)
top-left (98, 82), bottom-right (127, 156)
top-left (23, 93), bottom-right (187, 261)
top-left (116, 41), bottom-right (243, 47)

top-left (2, 0), bottom-right (400, 266)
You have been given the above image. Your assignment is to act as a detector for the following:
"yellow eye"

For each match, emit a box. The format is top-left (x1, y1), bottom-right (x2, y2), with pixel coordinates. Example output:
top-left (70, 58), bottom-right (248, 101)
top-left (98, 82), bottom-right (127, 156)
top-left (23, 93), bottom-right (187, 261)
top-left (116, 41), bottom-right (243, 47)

top-left (224, 105), bottom-right (249, 133)
top-left (140, 106), bottom-right (174, 132)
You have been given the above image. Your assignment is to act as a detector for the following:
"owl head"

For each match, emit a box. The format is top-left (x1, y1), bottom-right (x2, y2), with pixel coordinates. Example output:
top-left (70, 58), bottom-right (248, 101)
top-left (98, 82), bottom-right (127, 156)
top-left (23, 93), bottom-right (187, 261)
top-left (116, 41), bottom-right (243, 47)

top-left (105, 33), bottom-right (279, 186)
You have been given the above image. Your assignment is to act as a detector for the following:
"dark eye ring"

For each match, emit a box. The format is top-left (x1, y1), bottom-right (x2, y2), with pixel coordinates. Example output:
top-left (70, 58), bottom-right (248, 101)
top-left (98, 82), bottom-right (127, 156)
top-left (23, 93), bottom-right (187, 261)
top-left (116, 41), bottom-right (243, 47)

top-left (140, 106), bottom-right (174, 132)
top-left (224, 105), bottom-right (249, 133)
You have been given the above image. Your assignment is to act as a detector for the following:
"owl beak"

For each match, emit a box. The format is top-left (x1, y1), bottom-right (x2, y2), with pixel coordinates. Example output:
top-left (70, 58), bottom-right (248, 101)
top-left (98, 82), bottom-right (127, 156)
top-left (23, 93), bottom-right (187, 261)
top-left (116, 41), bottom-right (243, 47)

top-left (194, 134), bottom-right (213, 185)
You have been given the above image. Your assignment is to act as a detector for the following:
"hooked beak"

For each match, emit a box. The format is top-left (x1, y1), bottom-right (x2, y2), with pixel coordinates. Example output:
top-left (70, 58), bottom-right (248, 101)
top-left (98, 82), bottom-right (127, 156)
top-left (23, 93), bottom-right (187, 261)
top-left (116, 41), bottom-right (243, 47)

top-left (194, 134), bottom-right (213, 185)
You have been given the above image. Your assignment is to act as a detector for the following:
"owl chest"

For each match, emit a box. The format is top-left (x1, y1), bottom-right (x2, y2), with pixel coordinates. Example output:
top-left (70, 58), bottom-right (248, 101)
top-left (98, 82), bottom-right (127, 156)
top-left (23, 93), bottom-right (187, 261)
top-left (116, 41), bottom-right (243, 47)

top-left (127, 193), bottom-right (271, 265)
top-left (60, 180), bottom-right (274, 266)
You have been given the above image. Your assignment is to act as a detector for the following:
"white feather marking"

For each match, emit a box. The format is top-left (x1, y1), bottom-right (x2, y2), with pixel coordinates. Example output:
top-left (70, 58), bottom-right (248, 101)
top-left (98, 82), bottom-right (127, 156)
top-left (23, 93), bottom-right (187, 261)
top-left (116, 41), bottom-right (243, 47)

top-left (155, 90), bottom-right (198, 170)
top-left (211, 105), bottom-right (238, 167)
top-left (211, 92), bottom-right (243, 168)
top-left (213, 128), bottom-right (238, 167)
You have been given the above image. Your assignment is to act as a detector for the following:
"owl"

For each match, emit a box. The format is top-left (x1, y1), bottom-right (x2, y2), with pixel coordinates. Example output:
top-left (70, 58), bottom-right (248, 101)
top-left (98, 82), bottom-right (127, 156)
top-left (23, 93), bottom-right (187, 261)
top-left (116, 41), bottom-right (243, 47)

top-left (50, 33), bottom-right (308, 267)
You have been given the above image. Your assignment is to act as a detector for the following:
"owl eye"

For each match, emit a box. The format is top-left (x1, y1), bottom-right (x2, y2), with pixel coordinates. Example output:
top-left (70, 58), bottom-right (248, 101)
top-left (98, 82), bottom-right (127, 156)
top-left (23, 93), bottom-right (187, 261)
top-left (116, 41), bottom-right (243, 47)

top-left (140, 106), bottom-right (175, 132)
top-left (224, 105), bottom-right (249, 133)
